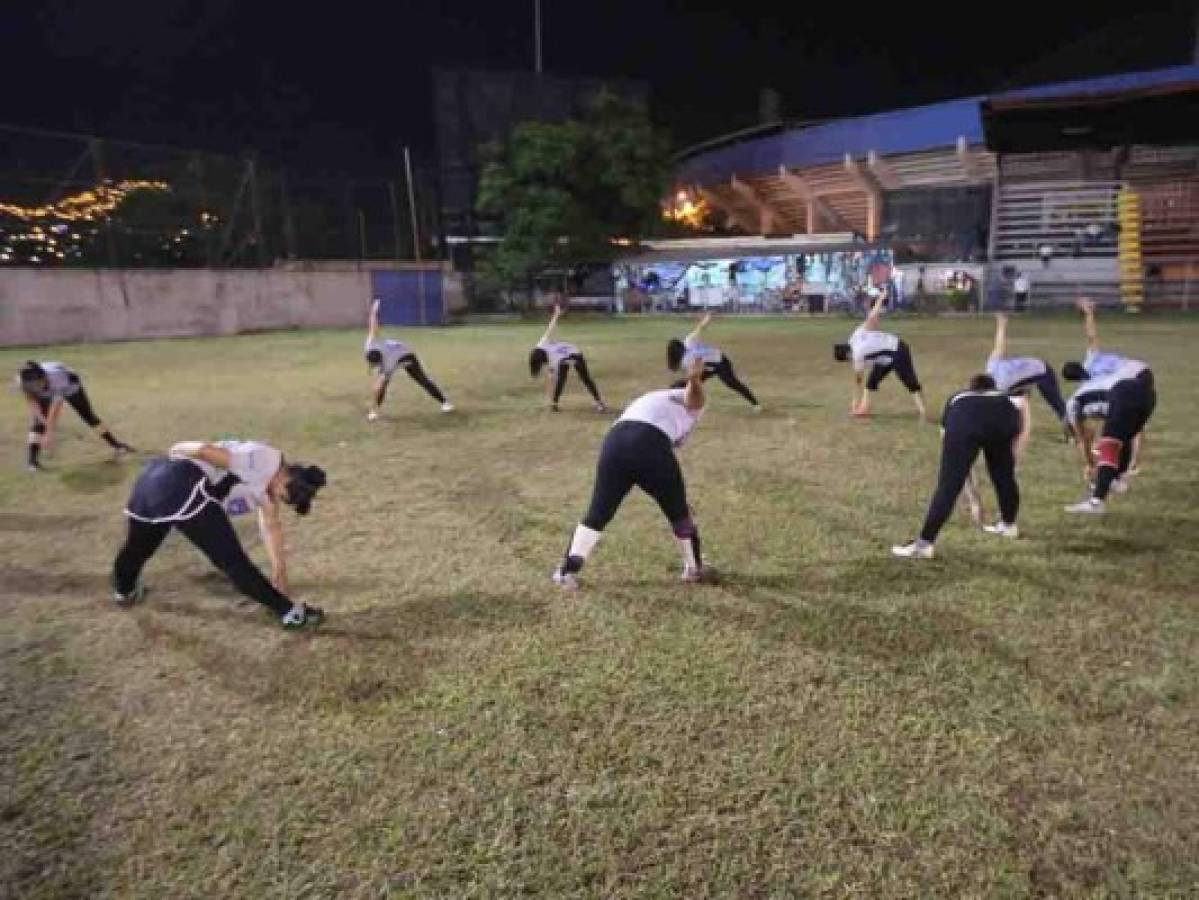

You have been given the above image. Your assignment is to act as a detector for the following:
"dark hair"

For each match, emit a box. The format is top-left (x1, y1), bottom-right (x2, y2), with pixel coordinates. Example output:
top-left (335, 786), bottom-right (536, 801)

top-left (833, 343), bottom-right (851, 362)
top-left (1061, 361), bottom-right (1088, 382)
top-left (284, 464), bottom-right (327, 516)
top-left (529, 348), bottom-right (548, 377)
top-left (18, 360), bottom-right (45, 387)
top-left (669, 378), bottom-right (687, 389)
top-left (666, 339), bottom-right (685, 371)
top-left (968, 373), bottom-right (997, 391)
top-left (365, 349), bottom-right (383, 369)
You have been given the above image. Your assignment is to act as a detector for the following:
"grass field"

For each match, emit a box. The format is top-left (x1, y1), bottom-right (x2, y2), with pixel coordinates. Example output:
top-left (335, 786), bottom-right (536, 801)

top-left (2, 314), bottom-right (1197, 898)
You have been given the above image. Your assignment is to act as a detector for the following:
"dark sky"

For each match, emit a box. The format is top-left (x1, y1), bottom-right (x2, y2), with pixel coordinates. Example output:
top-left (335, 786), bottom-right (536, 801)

top-left (3, 1), bottom-right (1195, 174)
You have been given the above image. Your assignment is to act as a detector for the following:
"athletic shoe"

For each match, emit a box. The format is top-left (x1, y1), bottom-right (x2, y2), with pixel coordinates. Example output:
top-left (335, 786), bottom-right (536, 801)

top-left (891, 540), bottom-right (934, 560)
top-left (549, 403), bottom-right (560, 413)
top-left (113, 443), bottom-right (135, 458)
top-left (594, 402), bottom-right (608, 413)
top-left (112, 582), bottom-right (147, 607)
top-left (681, 565), bottom-right (718, 584)
top-left (1111, 477), bottom-right (1130, 495)
top-left (366, 410), bottom-right (380, 422)
top-left (551, 569), bottom-right (579, 591)
top-left (440, 402), bottom-right (455, 413)
top-left (983, 521), bottom-right (1019, 539)
top-left (281, 604), bottom-right (324, 630)
top-left (752, 405), bottom-right (763, 413)
top-left (26, 462), bottom-right (42, 473)
top-left (1064, 498), bottom-right (1105, 515)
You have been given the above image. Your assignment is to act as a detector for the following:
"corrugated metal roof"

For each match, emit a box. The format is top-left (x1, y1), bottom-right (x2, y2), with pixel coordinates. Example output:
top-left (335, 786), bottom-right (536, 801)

top-left (676, 65), bottom-right (1199, 187)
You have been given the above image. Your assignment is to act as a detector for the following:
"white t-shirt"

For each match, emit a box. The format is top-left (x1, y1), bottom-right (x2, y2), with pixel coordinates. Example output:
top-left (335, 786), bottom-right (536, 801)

top-left (170, 440), bottom-right (282, 514)
top-left (986, 355), bottom-right (1047, 391)
top-left (848, 326), bottom-right (900, 372)
top-left (683, 334), bottom-right (722, 365)
top-left (1014, 275), bottom-right (1030, 293)
top-left (1083, 348), bottom-right (1143, 379)
top-left (20, 361), bottom-right (81, 400)
top-left (365, 338), bottom-right (412, 376)
top-left (536, 339), bottom-right (578, 372)
top-left (618, 388), bottom-right (704, 447)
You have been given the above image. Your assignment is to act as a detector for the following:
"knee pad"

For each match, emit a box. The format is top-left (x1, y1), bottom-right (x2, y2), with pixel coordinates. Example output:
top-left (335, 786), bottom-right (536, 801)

top-left (671, 517), bottom-right (697, 540)
top-left (1096, 437), bottom-right (1123, 470)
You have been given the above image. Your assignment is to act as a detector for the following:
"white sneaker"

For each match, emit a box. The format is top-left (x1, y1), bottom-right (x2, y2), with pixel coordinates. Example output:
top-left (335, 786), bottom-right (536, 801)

top-left (594, 402), bottom-right (608, 413)
top-left (441, 402), bottom-right (455, 413)
top-left (752, 405), bottom-right (763, 413)
top-left (983, 522), bottom-right (1019, 539)
top-left (1064, 498), bottom-right (1105, 515)
top-left (551, 569), bottom-right (579, 591)
top-left (367, 410), bottom-right (379, 422)
top-left (1111, 477), bottom-right (1130, 495)
top-left (891, 540), bottom-right (934, 559)
top-left (681, 565), bottom-right (718, 584)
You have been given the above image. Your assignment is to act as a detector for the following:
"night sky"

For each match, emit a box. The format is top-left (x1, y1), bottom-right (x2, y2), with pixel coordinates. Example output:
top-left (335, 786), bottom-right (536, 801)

top-left (3, 1), bottom-right (1194, 174)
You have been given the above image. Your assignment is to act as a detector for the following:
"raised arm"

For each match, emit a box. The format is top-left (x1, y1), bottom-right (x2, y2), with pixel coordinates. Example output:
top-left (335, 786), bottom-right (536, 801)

top-left (366, 298), bottom-right (382, 344)
top-left (991, 312), bottom-right (1009, 359)
top-left (170, 441), bottom-right (233, 470)
top-left (683, 354), bottom-right (706, 412)
top-left (1076, 297), bottom-right (1099, 351)
top-left (258, 502), bottom-right (289, 594)
top-left (863, 292), bottom-right (886, 331)
top-left (539, 304), bottom-right (563, 344)
top-left (685, 312), bottom-right (713, 344)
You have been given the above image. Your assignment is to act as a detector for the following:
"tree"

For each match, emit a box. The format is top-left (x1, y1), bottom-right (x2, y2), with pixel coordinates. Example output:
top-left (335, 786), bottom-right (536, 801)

top-left (476, 91), bottom-right (674, 295)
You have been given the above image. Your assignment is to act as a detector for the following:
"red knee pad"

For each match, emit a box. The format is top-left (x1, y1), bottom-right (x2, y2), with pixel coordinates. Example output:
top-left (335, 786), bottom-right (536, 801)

top-left (1096, 437), bottom-right (1123, 470)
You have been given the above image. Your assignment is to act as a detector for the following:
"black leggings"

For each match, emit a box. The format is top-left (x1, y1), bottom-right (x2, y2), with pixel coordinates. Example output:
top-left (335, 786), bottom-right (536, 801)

top-left (583, 421), bottom-right (690, 531)
top-left (30, 389), bottom-right (102, 433)
top-left (113, 503), bottom-right (292, 616)
top-left (377, 355), bottom-right (447, 405)
top-left (673, 357), bottom-right (759, 406)
top-left (554, 354), bottom-right (602, 404)
top-left (920, 434), bottom-right (1019, 542)
top-left (866, 341), bottom-right (922, 393)
top-left (1095, 371), bottom-right (1156, 499)
top-left (1011, 368), bottom-right (1068, 421)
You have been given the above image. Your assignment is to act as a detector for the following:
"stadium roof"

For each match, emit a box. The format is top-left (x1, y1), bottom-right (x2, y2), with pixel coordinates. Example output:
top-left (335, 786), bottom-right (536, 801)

top-left (676, 65), bottom-right (1199, 187)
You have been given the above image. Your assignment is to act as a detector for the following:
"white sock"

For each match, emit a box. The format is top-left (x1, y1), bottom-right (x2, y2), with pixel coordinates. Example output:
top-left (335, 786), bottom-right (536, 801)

top-left (568, 525), bottom-right (602, 561)
top-left (676, 536), bottom-right (699, 571)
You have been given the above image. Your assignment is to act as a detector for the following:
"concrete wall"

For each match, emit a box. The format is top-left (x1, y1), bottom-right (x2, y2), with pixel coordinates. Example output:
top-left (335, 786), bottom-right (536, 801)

top-left (0, 262), bottom-right (453, 347)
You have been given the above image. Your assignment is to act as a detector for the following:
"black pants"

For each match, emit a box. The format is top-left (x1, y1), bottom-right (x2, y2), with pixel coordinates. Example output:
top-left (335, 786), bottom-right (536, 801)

top-left (1096, 370), bottom-right (1156, 498)
top-left (583, 421), bottom-right (689, 531)
top-left (378, 355), bottom-right (447, 405)
top-left (554, 354), bottom-right (602, 404)
top-left (866, 341), bottom-right (921, 393)
top-left (1010, 367), bottom-right (1067, 421)
top-left (113, 503), bottom-right (292, 616)
top-left (919, 397), bottom-right (1020, 542)
top-left (30, 389), bottom-right (102, 434)
top-left (672, 356), bottom-right (759, 406)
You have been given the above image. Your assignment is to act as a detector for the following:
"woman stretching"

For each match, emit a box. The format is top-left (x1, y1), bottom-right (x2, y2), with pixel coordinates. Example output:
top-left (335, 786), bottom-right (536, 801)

top-left (112, 440), bottom-right (326, 629)
top-left (833, 293), bottom-right (926, 420)
top-left (553, 356), bottom-right (714, 589)
top-left (364, 299), bottom-right (454, 420)
top-left (529, 304), bottom-right (607, 412)
top-left (986, 312), bottom-right (1069, 430)
top-left (666, 313), bottom-right (760, 409)
top-left (16, 360), bottom-right (134, 471)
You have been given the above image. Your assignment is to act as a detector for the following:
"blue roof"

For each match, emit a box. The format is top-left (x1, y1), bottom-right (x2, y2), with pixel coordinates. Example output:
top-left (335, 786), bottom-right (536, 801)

top-left (677, 65), bottom-right (1199, 187)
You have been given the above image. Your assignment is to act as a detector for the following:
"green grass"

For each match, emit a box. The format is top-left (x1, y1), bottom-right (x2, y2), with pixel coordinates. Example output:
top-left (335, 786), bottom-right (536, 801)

top-left (1, 315), bottom-right (1197, 898)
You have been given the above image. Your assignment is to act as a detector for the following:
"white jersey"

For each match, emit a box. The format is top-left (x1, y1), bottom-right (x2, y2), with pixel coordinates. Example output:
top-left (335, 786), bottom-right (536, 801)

top-left (20, 361), bottom-right (81, 400)
top-left (1083, 348), bottom-right (1143, 378)
top-left (986, 355), bottom-right (1047, 391)
top-left (683, 334), bottom-right (722, 365)
top-left (849, 326), bottom-right (900, 372)
top-left (536, 338), bottom-right (579, 372)
top-left (365, 338), bottom-right (413, 376)
top-left (618, 388), bottom-right (704, 447)
top-left (170, 440), bottom-right (282, 514)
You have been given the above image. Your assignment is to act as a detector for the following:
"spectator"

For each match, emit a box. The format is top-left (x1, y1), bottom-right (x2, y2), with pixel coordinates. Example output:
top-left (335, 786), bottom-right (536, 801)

top-left (1014, 271), bottom-right (1030, 312)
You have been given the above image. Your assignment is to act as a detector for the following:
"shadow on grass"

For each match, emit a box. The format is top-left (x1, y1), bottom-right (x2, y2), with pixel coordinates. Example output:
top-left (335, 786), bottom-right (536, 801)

top-left (0, 512), bottom-right (99, 532)
top-left (56, 459), bottom-right (134, 494)
top-left (127, 589), bottom-right (547, 712)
